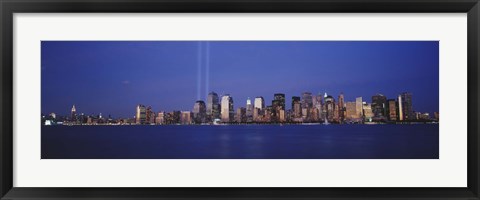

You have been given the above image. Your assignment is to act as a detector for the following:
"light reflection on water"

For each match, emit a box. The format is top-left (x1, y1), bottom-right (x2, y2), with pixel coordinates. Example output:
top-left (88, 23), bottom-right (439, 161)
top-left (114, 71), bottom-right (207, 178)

top-left (42, 124), bottom-right (439, 159)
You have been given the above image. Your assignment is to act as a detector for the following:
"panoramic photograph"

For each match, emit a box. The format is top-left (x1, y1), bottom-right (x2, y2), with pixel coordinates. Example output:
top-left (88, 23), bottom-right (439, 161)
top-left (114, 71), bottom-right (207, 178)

top-left (41, 41), bottom-right (439, 159)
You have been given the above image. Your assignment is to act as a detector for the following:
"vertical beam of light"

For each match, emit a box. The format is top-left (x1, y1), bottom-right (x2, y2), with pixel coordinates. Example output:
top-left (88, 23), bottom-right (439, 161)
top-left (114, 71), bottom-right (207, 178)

top-left (205, 41), bottom-right (210, 100)
top-left (197, 42), bottom-right (202, 101)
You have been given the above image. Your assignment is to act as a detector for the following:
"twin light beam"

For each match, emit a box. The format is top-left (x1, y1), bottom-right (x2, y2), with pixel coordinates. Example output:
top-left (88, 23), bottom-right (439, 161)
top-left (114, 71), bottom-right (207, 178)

top-left (197, 41), bottom-right (211, 102)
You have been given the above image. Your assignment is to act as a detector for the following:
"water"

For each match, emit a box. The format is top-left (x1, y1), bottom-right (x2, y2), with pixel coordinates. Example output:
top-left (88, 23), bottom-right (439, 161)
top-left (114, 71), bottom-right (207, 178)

top-left (41, 124), bottom-right (439, 159)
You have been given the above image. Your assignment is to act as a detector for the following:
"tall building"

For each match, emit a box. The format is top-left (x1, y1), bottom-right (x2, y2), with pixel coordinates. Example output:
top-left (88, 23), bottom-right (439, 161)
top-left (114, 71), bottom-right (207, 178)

top-left (273, 93), bottom-right (286, 110)
top-left (301, 92), bottom-right (313, 109)
top-left (371, 94), bottom-right (387, 118)
top-left (146, 106), bottom-right (154, 124)
top-left (355, 97), bottom-right (363, 119)
top-left (264, 106), bottom-right (273, 122)
top-left (313, 94), bottom-right (323, 106)
top-left (387, 99), bottom-right (397, 121)
top-left (313, 94), bottom-right (323, 121)
top-left (401, 92), bottom-right (414, 120)
top-left (363, 103), bottom-right (374, 122)
top-left (135, 104), bottom-right (146, 124)
top-left (338, 93), bottom-right (345, 122)
top-left (253, 108), bottom-right (260, 122)
top-left (345, 102), bottom-right (357, 120)
top-left (193, 100), bottom-right (207, 123)
top-left (254, 96), bottom-right (265, 110)
top-left (279, 109), bottom-right (286, 122)
top-left (221, 94), bottom-right (234, 122)
top-left (324, 95), bottom-right (335, 122)
top-left (397, 95), bottom-right (404, 121)
top-left (235, 107), bottom-right (247, 123)
top-left (71, 104), bottom-right (77, 122)
top-left (155, 112), bottom-right (165, 124)
top-left (207, 92), bottom-right (220, 120)
top-left (333, 104), bottom-right (340, 122)
top-left (292, 97), bottom-right (302, 119)
top-left (246, 98), bottom-right (254, 122)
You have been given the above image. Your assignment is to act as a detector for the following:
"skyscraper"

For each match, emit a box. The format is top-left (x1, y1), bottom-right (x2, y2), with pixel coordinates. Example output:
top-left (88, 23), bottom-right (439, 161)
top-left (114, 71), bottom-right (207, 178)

top-left (345, 102), bottom-right (357, 120)
top-left (246, 98), bottom-right (254, 122)
top-left (397, 95), bottom-right (404, 121)
top-left (363, 103), bottom-right (374, 122)
top-left (155, 112), bottom-right (165, 124)
top-left (273, 93), bottom-right (286, 110)
top-left (387, 99), bottom-right (397, 121)
top-left (135, 104), bottom-right (146, 124)
top-left (254, 96), bottom-right (265, 110)
top-left (401, 92), bottom-right (414, 120)
top-left (221, 94), bottom-right (234, 122)
top-left (338, 93), bottom-right (345, 122)
top-left (324, 95), bottom-right (335, 122)
top-left (235, 107), bottom-right (247, 123)
top-left (371, 94), bottom-right (387, 118)
top-left (70, 104), bottom-right (77, 122)
top-left (193, 100), bottom-right (207, 123)
top-left (292, 96), bottom-right (302, 119)
top-left (207, 92), bottom-right (220, 120)
top-left (355, 97), bottom-right (363, 119)
top-left (301, 92), bottom-right (313, 109)
top-left (146, 106), bottom-right (154, 124)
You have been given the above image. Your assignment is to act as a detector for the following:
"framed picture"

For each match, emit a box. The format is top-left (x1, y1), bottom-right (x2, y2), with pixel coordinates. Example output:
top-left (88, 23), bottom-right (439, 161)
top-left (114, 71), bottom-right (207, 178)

top-left (1, 0), bottom-right (479, 199)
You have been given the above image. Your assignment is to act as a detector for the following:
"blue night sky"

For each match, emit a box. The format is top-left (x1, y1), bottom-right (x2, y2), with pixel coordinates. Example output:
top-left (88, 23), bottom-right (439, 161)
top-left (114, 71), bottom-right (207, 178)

top-left (41, 41), bottom-right (439, 118)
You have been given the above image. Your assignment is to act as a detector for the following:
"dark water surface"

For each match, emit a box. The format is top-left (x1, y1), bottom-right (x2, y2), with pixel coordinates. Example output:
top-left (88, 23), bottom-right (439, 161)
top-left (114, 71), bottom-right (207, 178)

top-left (41, 124), bottom-right (439, 159)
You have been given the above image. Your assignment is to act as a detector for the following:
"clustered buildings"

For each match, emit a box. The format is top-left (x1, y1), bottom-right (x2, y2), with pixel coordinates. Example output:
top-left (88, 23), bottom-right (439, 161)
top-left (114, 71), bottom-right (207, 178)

top-left (42, 91), bottom-right (440, 125)
top-left (139, 91), bottom-right (439, 125)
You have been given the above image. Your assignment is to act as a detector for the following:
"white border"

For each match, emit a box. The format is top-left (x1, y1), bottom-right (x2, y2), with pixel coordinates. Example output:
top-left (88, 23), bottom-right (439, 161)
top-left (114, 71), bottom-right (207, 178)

top-left (14, 13), bottom-right (467, 187)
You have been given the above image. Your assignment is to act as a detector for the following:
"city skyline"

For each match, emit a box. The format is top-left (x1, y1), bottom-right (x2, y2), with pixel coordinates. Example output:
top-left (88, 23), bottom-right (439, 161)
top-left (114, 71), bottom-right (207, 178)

top-left (42, 41), bottom-right (439, 118)
top-left (42, 90), bottom-right (438, 126)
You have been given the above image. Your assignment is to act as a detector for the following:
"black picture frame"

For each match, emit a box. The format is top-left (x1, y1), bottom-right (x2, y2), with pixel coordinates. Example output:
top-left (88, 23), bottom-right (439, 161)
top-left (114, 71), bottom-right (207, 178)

top-left (1, 0), bottom-right (479, 199)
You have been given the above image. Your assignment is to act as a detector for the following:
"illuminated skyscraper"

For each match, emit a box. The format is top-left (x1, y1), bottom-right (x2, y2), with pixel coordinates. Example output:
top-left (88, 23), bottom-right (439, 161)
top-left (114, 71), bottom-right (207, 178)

top-left (155, 112), bottom-right (165, 124)
top-left (292, 96), bottom-right (302, 119)
top-left (70, 105), bottom-right (77, 122)
top-left (246, 98), bottom-right (254, 122)
top-left (324, 95), bottom-right (335, 122)
top-left (135, 104), bottom-right (146, 124)
top-left (355, 97), bottom-right (363, 119)
top-left (301, 92), bottom-right (313, 109)
top-left (363, 103), bottom-right (374, 122)
top-left (207, 92), bottom-right (220, 120)
top-left (235, 107), bottom-right (247, 123)
top-left (254, 96), bottom-right (265, 110)
top-left (273, 93), bottom-right (286, 110)
top-left (397, 95), bottom-right (404, 121)
top-left (345, 102), bottom-right (357, 120)
top-left (387, 99), bottom-right (397, 121)
top-left (279, 109), bottom-right (286, 122)
top-left (253, 108), bottom-right (260, 122)
top-left (221, 94), bottom-right (234, 122)
top-left (338, 93), bottom-right (345, 122)
top-left (371, 94), bottom-right (387, 118)
top-left (146, 106), bottom-right (154, 124)
top-left (193, 100), bottom-right (207, 123)
top-left (400, 92), bottom-right (414, 120)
